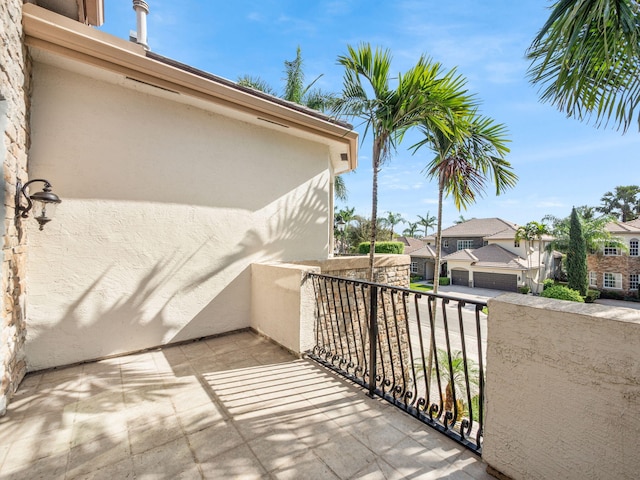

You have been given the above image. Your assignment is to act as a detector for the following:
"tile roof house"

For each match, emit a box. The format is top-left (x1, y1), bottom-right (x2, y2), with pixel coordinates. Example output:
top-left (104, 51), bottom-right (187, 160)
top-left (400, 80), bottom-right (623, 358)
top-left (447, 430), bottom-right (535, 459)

top-left (416, 218), bottom-right (555, 292)
top-left (587, 219), bottom-right (640, 295)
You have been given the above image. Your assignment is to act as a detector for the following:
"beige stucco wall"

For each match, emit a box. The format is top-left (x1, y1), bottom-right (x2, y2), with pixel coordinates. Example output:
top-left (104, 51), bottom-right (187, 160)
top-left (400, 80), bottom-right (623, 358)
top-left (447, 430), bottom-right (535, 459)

top-left (24, 61), bottom-right (334, 369)
top-left (483, 294), bottom-right (640, 480)
top-left (250, 263), bottom-right (319, 354)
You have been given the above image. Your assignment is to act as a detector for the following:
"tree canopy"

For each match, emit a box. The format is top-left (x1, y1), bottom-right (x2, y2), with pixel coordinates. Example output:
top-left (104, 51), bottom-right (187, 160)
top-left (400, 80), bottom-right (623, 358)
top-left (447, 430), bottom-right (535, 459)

top-left (527, 0), bottom-right (640, 131)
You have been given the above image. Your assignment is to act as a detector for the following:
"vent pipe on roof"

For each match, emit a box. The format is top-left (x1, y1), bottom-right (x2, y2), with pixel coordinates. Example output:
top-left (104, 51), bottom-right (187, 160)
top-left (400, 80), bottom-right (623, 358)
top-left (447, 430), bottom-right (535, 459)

top-left (131, 0), bottom-right (150, 50)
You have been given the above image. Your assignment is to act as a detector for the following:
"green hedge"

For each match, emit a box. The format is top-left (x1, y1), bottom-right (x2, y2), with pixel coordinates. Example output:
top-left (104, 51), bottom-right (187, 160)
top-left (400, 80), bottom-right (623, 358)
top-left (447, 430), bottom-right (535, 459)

top-left (584, 289), bottom-right (601, 303)
top-left (540, 284), bottom-right (584, 303)
top-left (439, 277), bottom-right (450, 286)
top-left (357, 241), bottom-right (405, 254)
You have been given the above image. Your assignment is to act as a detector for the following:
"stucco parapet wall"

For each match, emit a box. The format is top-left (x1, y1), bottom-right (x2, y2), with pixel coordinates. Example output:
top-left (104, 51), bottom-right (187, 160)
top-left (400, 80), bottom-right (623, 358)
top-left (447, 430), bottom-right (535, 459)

top-left (484, 293), bottom-right (640, 480)
top-left (21, 3), bottom-right (357, 172)
top-left (297, 255), bottom-right (411, 273)
top-left (487, 291), bottom-right (640, 324)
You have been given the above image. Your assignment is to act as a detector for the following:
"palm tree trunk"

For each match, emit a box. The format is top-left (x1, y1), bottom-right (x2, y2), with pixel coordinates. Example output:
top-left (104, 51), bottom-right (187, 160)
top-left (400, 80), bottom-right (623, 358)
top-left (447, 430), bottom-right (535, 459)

top-left (433, 179), bottom-right (445, 294)
top-left (368, 140), bottom-right (382, 282)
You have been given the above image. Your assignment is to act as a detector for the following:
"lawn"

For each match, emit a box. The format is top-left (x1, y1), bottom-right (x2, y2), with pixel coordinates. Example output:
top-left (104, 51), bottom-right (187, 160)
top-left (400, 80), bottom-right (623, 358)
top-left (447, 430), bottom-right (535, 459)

top-left (410, 282), bottom-right (433, 292)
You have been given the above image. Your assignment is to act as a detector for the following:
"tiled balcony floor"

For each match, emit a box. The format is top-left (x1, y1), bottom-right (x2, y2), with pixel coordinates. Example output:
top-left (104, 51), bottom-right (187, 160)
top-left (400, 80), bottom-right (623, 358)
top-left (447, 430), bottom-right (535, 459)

top-left (0, 331), bottom-right (493, 479)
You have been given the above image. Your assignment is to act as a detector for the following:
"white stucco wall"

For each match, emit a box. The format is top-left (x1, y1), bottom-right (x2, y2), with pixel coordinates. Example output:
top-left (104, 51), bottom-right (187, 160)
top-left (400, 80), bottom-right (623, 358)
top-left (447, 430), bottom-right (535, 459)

top-left (250, 263), bottom-right (319, 354)
top-left (25, 61), bottom-right (334, 369)
top-left (484, 294), bottom-right (640, 480)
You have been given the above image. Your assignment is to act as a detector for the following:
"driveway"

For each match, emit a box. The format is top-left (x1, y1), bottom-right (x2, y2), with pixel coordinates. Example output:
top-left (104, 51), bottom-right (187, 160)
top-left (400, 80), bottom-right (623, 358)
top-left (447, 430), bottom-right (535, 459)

top-left (433, 284), bottom-right (507, 303)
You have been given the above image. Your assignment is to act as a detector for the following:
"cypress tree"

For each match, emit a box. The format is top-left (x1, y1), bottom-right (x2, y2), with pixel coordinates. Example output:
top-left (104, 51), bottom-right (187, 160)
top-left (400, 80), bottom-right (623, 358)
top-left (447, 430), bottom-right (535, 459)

top-left (567, 207), bottom-right (588, 296)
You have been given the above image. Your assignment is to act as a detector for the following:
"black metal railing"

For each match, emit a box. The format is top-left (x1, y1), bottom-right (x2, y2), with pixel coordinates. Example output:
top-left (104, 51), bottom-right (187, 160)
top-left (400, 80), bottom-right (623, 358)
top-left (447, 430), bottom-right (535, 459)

top-left (307, 273), bottom-right (487, 454)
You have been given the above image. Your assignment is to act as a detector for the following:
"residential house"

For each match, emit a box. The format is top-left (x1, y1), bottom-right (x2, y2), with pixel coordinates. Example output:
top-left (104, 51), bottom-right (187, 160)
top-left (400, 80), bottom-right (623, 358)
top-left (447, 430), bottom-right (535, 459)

top-left (417, 218), bottom-right (555, 292)
top-left (587, 219), bottom-right (640, 295)
top-left (394, 236), bottom-right (433, 278)
top-left (1, 0), bottom-right (357, 410)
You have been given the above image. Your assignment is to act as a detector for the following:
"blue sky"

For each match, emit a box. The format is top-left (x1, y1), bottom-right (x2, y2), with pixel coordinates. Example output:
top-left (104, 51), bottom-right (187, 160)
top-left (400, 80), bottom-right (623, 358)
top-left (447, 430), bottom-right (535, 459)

top-left (99, 1), bottom-right (639, 231)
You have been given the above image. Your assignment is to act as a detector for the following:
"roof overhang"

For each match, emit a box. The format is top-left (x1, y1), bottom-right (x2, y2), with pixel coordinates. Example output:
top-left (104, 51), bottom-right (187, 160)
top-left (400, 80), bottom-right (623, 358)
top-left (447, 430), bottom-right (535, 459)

top-left (22, 3), bottom-right (358, 174)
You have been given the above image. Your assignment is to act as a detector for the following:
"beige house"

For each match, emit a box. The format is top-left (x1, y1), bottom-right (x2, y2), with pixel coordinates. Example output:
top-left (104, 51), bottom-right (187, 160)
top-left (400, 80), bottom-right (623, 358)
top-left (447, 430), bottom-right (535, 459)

top-left (1, 0), bottom-right (357, 409)
top-left (420, 218), bottom-right (555, 292)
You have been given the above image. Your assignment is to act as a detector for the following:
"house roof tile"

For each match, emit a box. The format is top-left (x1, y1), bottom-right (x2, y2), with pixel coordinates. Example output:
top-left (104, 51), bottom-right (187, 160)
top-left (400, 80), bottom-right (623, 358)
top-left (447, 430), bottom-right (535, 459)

top-left (439, 218), bottom-right (518, 238)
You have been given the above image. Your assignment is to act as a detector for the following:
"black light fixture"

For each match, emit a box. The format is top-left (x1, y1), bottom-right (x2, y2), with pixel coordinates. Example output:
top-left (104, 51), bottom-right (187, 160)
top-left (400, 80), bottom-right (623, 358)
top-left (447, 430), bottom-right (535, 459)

top-left (336, 216), bottom-right (346, 233)
top-left (15, 179), bottom-right (61, 230)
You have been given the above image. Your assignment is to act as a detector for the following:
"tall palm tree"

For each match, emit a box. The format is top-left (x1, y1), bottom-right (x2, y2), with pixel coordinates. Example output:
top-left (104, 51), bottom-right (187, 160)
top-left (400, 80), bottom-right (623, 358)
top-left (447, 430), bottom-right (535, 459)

top-left (417, 212), bottom-right (437, 236)
top-left (527, 0), bottom-right (640, 132)
top-left (383, 212), bottom-right (405, 238)
top-left (516, 221), bottom-right (550, 292)
top-left (415, 112), bottom-right (517, 293)
top-left (334, 176), bottom-right (348, 202)
top-left (333, 43), bottom-right (473, 280)
top-left (403, 222), bottom-right (420, 238)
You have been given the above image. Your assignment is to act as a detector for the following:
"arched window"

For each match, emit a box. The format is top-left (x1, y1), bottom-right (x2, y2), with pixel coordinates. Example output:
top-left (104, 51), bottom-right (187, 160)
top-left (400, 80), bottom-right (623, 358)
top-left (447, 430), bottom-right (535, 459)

top-left (630, 239), bottom-right (639, 256)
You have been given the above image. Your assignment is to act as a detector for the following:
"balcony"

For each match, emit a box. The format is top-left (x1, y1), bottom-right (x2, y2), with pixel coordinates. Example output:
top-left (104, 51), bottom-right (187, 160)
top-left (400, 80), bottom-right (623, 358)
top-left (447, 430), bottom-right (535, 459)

top-left (2, 257), bottom-right (638, 479)
top-left (0, 331), bottom-right (491, 479)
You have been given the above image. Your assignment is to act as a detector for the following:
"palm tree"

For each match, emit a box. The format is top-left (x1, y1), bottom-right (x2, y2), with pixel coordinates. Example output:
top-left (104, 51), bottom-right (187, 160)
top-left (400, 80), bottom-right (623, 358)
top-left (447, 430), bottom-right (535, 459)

top-left (238, 46), bottom-right (335, 112)
top-left (333, 43), bottom-right (473, 280)
top-left (334, 176), bottom-right (348, 202)
top-left (403, 222), bottom-right (420, 238)
top-left (336, 206), bottom-right (356, 252)
top-left (544, 211), bottom-right (624, 255)
top-left (516, 221), bottom-right (550, 292)
top-left (383, 212), bottom-right (405, 238)
top-left (527, 0), bottom-right (640, 132)
top-left (417, 212), bottom-right (436, 236)
top-left (454, 215), bottom-right (469, 225)
top-left (414, 112), bottom-right (517, 293)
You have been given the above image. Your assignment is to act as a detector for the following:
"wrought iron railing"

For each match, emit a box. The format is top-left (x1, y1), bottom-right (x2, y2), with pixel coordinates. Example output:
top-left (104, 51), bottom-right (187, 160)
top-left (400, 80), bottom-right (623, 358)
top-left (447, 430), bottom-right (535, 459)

top-left (307, 273), bottom-right (487, 454)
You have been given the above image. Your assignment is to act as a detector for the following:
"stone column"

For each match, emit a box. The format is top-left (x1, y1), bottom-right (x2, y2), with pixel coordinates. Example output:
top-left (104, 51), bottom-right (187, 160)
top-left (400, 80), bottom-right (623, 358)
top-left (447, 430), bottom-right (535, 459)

top-left (0, 0), bottom-right (31, 415)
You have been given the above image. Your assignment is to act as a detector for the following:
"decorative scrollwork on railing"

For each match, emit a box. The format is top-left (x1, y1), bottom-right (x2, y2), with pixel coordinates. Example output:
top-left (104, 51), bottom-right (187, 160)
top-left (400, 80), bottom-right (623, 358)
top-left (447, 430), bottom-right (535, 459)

top-left (306, 272), bottom-right (486, 455)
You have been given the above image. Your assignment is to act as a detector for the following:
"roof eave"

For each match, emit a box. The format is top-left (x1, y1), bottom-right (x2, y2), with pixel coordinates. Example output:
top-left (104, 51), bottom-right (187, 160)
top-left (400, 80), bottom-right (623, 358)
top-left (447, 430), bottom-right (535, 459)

top-left (22, 3), bottom-right (358, 172)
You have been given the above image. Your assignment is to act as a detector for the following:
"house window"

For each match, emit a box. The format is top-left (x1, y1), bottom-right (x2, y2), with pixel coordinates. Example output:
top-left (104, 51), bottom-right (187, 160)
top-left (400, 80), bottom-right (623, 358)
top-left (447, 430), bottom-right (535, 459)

top-left (457, 240), bottom-right (474, 250)
top-left (630, 274), bottom-right (639, 290)
top-left (630, 239), bottom-right (639, 256)
top-left (410, 262), bottom-right (418, 274)
top-left (443, 240), bottom-right (449, 248)
top-left (604, 272), bottom-right (622, 289)
top-left (604, 243), bottom-right (620, 256)
top-left (589, 271), bottom-right (597, 287)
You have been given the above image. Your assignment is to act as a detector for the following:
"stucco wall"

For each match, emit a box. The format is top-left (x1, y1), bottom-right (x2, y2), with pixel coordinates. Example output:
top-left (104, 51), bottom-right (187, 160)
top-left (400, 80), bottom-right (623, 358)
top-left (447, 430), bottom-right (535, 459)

top-left (250, 263), bottom-right (319, 354)
top-left (25, 61), bottom-right (333, 370)
top-left (483, 294), bottom-right (640, 480)
top-left (0, 0), bottom-right (30, 415)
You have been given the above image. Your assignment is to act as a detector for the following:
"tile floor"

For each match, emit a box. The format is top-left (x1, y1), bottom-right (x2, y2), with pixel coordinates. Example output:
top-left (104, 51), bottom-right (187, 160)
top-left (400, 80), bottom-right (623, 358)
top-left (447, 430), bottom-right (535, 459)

top-left (0, 331), bottom-right (494, 479)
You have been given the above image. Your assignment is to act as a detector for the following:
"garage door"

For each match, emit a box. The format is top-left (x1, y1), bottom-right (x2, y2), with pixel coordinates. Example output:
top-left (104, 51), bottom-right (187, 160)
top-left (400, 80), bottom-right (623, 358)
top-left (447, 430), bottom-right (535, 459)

top-left (473, 272), bottom-right (517, 292)
top-left (451, 269), bottom-right (469, 286)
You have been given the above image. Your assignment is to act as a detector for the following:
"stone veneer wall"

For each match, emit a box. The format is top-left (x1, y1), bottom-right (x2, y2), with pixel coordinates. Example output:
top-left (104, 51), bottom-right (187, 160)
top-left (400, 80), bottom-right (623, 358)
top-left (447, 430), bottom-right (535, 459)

top-left (301, 255), bottom-right (412, 390)
top-left (0, 0), bottom-right (30, 415)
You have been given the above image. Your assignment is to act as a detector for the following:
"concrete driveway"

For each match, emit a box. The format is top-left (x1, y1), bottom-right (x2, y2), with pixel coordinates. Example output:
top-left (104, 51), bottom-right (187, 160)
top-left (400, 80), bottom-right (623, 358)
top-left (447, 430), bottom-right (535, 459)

top-left (433, 284), bottom-right (507, 303)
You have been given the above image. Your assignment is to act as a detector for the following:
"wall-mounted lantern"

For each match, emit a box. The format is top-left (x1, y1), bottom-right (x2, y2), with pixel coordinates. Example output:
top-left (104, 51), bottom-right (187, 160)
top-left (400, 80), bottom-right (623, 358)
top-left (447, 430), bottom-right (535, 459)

top-left (15, 179), bottom-right (61, 230)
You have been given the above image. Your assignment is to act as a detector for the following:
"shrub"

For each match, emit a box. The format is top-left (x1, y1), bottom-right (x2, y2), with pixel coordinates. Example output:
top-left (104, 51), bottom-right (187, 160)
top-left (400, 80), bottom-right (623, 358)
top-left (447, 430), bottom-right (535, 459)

top-left (439, 277), bottom-right (450, 286)
top-left (540, 284), bottom-right (584, 303)
top-left (410, 275), bottom-right (423, 282)
top-left (584, 289), bottom-right (601, 303)
top-left (543, 278), bottom-right (555, 290)
top-left (519, 285), bottom-right (531, 294)
top-left (357, 241), bottom-right (405, 254)
top-left (599, 289), bottom-right (625, 300)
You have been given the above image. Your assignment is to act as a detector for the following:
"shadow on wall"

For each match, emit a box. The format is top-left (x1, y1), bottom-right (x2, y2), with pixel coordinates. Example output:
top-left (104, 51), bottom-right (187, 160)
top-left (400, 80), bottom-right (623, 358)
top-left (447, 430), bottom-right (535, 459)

top-left (25, 177), bottom-right (330, 368)
top-left (29, 61), bottom-right (328, 212)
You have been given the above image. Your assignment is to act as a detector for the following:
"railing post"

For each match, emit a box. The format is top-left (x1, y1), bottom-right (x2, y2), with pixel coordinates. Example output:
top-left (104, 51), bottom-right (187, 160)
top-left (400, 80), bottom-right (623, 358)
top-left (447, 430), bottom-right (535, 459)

top-left (368, 285), bottom-right (378, 398)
